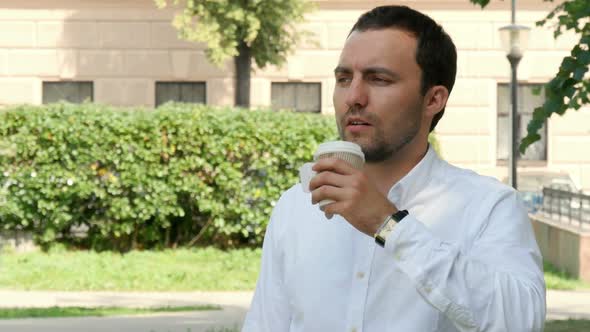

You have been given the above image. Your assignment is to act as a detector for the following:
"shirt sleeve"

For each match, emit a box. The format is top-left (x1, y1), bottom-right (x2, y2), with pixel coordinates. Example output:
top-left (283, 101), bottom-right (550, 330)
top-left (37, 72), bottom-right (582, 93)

top-left (241, 205), bottom-right (292, 331)
top-left (384, 189), bottom-right (546, 332)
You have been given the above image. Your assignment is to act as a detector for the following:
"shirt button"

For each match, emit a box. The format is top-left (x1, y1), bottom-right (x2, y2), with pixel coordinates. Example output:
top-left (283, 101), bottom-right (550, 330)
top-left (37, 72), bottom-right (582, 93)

top-left (351, 328), bottom-right (358, 332)
top-left (356, 272), bottom-right (365, 279)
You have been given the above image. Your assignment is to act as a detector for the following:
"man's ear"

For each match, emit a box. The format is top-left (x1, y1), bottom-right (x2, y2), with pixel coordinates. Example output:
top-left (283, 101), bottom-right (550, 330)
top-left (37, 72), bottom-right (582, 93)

top-left (423, 85), bottom-right (449, 118)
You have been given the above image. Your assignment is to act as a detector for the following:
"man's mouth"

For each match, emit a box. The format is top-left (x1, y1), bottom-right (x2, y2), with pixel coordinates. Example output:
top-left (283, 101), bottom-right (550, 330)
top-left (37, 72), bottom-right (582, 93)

top-left (346, 118), bottom-right (372, 127)
top-left (344, 118), bottom-right (372, 134)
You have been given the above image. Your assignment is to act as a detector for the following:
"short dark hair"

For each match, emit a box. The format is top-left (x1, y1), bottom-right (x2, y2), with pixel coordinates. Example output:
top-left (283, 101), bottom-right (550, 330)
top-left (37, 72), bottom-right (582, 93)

top-left (349, 5), bottom-right (457, 132)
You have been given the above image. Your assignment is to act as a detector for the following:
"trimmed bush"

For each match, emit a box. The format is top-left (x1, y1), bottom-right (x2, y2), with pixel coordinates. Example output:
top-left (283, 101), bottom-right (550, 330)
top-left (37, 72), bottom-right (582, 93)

top-left (0, 103), bottom-right (440, 250)
top-left (0, 103), bottom-right (337, 250)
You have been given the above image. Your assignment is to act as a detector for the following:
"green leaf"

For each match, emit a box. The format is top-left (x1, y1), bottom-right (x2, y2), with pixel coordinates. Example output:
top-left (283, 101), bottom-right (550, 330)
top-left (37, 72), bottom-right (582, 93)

top-left (573, 66), bottom-right (588, 80)
top-left (468, 0), bottom-right (491, 8)
top-left (519, 133), bottom-right (541, 154)
top-left (559, 78), bottom-right (577, 90)
top-left (560, 56), bottom-right (577, 72)
top-left (543, 97), bottom-right (563, 115)
top-left (577, 50), bottom-right (590, 65)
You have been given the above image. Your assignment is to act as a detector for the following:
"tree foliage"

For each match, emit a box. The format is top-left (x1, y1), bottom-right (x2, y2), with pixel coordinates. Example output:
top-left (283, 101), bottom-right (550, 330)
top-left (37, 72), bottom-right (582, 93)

top-left (155, 0), bottom-right (315, 69)
top-left (470, 0), bottom-right (590, 153)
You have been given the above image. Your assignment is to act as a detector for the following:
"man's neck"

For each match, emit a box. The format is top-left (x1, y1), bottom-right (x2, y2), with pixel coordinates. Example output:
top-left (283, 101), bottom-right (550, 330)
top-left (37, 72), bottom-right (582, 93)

top-left (363, 141), bottom-right (429, 196)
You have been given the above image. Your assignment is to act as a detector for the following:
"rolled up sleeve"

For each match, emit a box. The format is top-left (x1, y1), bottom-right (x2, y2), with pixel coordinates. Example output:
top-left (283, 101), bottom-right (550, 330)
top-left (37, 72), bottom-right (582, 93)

top-left (384, 189), bottom-right (546, 331)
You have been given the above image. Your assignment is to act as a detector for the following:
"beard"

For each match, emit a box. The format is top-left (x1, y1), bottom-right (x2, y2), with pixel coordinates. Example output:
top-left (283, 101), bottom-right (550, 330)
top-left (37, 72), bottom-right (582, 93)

top-left (337, 106), bottom-right (422, 163)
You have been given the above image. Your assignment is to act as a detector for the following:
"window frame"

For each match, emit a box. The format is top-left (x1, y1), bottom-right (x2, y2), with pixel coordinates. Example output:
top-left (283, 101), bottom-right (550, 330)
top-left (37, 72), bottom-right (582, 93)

top-left (496, 82), bottom-right (548, 166)
top-left (155, 81), bottom-right (207, 107)
top-left (42, 81), bottom-right (94, 104)
top-left (270, 81), bottom-right (322, 113)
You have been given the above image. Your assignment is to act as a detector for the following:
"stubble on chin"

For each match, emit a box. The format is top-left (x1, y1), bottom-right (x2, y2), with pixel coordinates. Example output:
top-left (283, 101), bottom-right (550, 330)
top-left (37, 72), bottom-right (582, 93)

top-left (338, 127), bottom-right (367, 149)
top-left (338, 127), bottom-right (386, 163)
top-left (336, 112), bottom-right (414, 163)
top-left (339, 126), bottom-right (417, 163)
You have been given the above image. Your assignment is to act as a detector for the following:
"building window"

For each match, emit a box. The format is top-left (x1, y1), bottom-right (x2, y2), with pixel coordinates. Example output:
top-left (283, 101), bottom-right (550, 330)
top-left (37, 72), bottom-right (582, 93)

top-left (155, 82), bottom-right (206, 107)
top-left (42, 81), bottom-right (93, 104)
top-left (271, 82), bottom-right (321, 113)
top-left (497, 83), bottom-right (547, 162)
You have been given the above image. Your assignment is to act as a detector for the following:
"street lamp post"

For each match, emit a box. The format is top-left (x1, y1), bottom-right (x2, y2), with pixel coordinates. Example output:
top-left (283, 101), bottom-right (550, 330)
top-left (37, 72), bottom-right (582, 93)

top-left (499, 2), bottom-right (530, 190)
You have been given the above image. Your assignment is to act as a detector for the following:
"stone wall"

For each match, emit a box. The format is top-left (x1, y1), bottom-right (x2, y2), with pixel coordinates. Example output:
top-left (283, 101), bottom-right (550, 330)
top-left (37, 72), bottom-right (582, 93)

top-left (531, 215), bottom-right (590, 282)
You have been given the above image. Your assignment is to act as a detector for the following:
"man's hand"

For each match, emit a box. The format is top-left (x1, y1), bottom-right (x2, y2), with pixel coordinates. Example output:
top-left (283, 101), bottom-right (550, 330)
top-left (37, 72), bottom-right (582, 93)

top-left (309, 158), bottom-right (398, 236)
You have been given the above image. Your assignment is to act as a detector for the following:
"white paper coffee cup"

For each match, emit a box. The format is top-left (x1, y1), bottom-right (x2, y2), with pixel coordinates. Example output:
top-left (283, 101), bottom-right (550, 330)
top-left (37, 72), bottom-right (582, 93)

top-left (298, 162), bottom-right (316, 194)
top-left (299, 141), bottom-right (365, 208)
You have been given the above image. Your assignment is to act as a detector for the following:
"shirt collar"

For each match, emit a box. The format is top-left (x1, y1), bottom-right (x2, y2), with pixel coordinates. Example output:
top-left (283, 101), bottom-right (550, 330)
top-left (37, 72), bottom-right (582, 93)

top-left (387, 145), bottom-right (439, 206)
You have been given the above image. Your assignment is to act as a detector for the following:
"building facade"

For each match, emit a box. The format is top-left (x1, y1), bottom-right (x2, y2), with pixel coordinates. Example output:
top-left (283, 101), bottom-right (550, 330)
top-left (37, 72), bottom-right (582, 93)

top-left (0, 0), bottom-right (588, 189)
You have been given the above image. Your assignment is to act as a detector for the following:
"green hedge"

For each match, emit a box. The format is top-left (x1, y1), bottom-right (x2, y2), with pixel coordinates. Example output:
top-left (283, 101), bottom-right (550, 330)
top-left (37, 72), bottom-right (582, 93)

top-left (0, 103), bottom-right (338, 250)
top-left (0, 103), bottom-right (440, 251)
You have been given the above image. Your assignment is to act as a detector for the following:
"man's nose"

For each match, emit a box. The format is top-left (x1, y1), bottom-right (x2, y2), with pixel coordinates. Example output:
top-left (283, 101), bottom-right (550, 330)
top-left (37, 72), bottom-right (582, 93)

top-left (345, 78), bottom-right (368, 109)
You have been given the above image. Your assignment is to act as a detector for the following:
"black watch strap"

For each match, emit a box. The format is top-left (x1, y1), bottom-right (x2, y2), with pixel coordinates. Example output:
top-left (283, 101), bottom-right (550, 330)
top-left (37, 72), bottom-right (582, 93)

top-left (392, 209), bottom-right (409, 222)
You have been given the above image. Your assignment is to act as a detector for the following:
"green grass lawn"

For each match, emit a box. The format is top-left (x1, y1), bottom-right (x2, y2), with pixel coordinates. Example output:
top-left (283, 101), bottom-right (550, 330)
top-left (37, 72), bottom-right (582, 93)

top-left (545, 319), bottom-right (590, 332)
top-left (0, 247), bottom-right (260, 291)
top-left (544, 261), bottom-right (590, 290)
top-left (0, 247), bottom-right (588, 291)
top-left (0, 305), bottom-right (219, 319)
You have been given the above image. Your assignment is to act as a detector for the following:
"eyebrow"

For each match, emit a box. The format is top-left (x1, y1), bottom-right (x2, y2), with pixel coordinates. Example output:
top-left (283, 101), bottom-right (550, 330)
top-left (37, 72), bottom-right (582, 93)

top-left (333, 66), bottom-right (399, 79)
top-left (334, 66), bottom-right (352, 75)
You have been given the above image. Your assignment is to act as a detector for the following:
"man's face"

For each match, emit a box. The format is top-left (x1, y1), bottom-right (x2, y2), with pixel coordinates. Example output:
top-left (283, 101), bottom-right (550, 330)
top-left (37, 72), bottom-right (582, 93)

top-left (333, 28), bottom-right (426, 162)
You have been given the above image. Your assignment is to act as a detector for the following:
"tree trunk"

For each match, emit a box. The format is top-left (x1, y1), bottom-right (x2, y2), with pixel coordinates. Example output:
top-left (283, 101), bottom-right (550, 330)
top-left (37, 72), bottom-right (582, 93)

top-left (235, 41), bottom-right (251, 108)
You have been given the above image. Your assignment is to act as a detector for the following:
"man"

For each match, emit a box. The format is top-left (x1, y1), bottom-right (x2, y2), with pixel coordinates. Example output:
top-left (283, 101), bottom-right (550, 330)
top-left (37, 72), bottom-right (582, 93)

top-left (242, 5), bottom-right (545, 332)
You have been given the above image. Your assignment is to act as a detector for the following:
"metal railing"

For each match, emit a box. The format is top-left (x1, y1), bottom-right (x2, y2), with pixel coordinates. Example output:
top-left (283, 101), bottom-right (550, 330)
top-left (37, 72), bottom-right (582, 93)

top-left (539, 187), bottom-right (590, 229)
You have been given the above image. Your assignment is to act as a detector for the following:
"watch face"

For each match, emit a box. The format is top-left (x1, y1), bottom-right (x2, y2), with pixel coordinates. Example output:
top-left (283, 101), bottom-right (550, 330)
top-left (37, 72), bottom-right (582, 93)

top-left (375, 221), bottom-right (394, 248)
top-left (376, 211), bottom-right (408, 247)
top-left (383, 220), bottom-right (397, 233)
top-left (378, 218), bottom-right (396, 238)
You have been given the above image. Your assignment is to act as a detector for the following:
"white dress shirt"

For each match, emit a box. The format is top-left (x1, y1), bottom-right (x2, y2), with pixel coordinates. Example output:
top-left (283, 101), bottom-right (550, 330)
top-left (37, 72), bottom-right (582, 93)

top-left (242, 147), bottom-right (546, 332)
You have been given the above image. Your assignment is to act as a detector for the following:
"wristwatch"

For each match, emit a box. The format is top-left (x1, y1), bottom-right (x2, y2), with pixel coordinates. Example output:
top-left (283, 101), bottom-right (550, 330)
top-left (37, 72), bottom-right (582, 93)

top-left (374, 210), bottom-right (408, 247)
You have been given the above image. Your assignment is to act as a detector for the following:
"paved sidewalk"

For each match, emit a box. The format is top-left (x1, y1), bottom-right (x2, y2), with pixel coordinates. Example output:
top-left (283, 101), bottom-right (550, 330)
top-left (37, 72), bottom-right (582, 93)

top-left (1, 289), bottom-right (590, 319)
top-left (0, 291), bottom-right (253, 332)
top-left (0, 290), bottom-right (253, 309)
top-left (0, 289), bottom-right (588, 332)
top-left (0, 309), bottom-right (247, 332)
top-left (546, 289), bottom-right (590, 320)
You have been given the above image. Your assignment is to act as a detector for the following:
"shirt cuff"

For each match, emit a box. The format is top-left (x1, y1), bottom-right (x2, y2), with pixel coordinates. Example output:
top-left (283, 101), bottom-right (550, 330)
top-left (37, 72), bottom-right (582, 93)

top-left (382, 214), bottom-right (439, 284)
